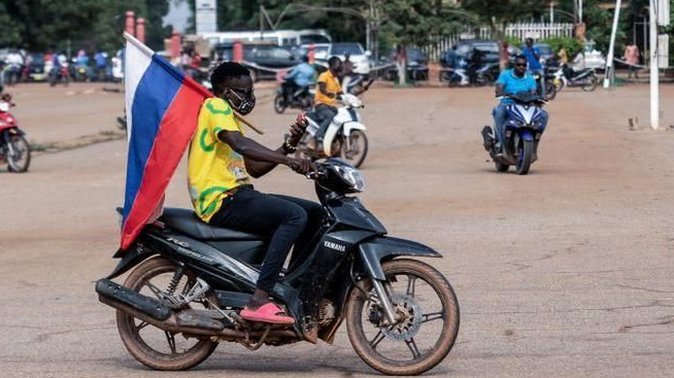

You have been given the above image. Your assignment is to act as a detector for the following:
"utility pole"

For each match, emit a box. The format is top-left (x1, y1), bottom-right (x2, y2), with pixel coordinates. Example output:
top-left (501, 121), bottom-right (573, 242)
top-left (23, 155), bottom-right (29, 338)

top-left (603, 0), bottom-right (622, 89)
top-left (649, 0), bottom-right (659, 129)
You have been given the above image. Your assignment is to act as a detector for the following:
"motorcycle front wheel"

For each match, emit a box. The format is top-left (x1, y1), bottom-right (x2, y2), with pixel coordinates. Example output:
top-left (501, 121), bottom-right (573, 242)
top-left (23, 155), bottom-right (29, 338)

top-left (516, 139), bottom-right (534, 175)
top-left (346, 259), bottom-right (460, 376)
top-left (544, 80), bottom-right (557, 100)
top-left (6, 134), bottom-right (31, 173)
top-left (116, 257), bottom-right (218, 371)
top-left (273, 94), bottom-right (286, 114)
top-left (339, 130), bottom-right (368, 168)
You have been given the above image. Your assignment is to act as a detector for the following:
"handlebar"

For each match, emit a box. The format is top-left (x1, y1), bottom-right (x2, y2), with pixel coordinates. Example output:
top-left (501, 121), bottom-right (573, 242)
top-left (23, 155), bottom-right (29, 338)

top-left (305, 166), bottom-right (327, 180)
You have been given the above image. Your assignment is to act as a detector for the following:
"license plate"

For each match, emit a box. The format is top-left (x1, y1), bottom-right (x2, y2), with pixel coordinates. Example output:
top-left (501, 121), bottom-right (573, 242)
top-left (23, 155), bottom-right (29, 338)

top-left (32, 73), bottom-right (45, 81)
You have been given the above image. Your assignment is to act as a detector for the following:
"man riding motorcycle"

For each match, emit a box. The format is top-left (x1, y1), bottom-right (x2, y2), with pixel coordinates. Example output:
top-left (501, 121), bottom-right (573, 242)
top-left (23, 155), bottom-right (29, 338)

top-left (492, 54), bottom-right (549, 156)
top-left (188, 62), bottom-right (321, 325)
top-left (313, 56), bottom-right (343, 150)
top-left (281, 55), bottom-right (315, 104)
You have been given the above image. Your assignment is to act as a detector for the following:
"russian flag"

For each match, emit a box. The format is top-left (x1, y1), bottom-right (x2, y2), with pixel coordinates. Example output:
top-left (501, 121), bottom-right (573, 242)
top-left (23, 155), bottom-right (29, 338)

top-left (120, 33), bottom-right (211, 251)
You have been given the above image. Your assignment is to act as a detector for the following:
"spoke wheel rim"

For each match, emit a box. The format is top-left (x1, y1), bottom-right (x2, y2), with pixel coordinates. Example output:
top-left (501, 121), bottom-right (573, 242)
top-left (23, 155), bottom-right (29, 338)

top-left (358, 271), bottom-right (451, 364)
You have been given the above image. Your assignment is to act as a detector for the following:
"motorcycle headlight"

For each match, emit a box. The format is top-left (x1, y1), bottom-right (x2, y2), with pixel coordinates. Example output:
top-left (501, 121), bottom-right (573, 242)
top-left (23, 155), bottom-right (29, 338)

top-left (335, 165), bottom-right (366, 192)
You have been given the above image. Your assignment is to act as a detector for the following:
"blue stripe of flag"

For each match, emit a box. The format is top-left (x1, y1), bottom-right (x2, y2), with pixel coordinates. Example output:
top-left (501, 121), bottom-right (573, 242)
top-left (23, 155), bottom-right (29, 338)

top-left (123, 55), bottom-right (184, 222)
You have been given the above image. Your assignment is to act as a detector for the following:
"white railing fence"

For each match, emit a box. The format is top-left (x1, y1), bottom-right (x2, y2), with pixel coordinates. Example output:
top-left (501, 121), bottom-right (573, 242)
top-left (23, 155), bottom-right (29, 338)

top-left (422, 23), bottom-right (575, 62)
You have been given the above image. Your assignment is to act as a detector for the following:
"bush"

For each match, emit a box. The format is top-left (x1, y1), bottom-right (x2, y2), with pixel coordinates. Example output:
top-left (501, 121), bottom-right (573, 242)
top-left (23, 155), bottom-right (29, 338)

top-left (539, 37), bottom-right (584, 59)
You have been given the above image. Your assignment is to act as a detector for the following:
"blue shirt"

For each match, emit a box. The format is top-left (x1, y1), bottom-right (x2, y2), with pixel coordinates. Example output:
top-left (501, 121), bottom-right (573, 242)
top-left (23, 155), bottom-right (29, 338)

top-left (95, 52), bottom-right (107, 67)
top-left (285, 63), bottom-right (315, 87)
top-left (522, 46), bottom-right (542, 70)
top-left (496, 69), bottom-right (536, 104)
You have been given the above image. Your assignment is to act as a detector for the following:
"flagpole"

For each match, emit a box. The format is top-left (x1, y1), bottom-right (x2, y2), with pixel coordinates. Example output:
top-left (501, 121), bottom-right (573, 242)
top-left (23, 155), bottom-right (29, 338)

top-left (233, 112), bottom-right (265, 135)
top-left (123, 32), bottom-right (154, 57)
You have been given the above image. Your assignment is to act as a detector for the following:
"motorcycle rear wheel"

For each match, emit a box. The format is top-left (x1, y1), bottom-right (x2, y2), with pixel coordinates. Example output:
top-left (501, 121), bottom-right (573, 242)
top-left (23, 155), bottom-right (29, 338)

top-left (273, 94), bottom-right (286, 114)
top-left (116, 257), bottom-right (218, 371)
top-left (495, 161), bottom-right (509, 172)
top-left (582, 75), bottom-right (598, 92)
top-left (7, 134), bottom-right (31, 173)
top-left (346, 259), bottom-right (460, 376)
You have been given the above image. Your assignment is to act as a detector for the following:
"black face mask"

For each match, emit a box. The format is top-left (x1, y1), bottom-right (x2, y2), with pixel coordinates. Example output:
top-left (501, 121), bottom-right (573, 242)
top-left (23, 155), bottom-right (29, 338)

top-left (225, 88), bottom-right (256, 115)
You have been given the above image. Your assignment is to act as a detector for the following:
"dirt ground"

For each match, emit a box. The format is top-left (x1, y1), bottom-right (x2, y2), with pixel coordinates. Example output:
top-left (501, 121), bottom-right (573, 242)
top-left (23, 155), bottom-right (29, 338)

top-left (1, 80), bottom-right (673, 377)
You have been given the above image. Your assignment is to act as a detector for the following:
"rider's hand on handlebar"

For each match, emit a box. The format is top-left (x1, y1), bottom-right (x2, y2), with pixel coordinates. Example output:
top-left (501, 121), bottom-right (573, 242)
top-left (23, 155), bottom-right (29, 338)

top-left (286, 157), bottom-right (313, 175)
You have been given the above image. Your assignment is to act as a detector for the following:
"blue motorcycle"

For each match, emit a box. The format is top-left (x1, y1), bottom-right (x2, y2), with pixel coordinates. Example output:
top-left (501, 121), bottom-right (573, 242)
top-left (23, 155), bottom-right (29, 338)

top-left (481, 92), bottom-right (547, 175)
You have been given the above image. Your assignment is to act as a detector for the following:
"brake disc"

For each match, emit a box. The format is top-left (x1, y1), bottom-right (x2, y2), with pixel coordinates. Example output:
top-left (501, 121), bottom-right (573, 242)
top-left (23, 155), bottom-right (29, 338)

top-left (379, 293), bottom-right (423, 341)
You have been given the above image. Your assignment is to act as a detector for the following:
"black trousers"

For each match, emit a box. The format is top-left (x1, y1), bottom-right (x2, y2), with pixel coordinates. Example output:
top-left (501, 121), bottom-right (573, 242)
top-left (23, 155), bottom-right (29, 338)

top-left (209, 186), bottom-right (323, 293)
top-left (314, 103), bottom-right (338, 141)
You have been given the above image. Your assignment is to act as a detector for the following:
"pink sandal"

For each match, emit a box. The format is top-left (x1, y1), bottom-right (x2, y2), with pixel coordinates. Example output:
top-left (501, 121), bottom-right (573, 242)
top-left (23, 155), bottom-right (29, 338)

top-left (240, 302), bottom-right (295, 325)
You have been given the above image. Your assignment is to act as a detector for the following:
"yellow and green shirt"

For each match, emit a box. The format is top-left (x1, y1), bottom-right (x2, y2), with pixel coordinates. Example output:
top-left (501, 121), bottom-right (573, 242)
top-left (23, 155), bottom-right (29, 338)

top-left (188, 97), bottom-right (250, 222)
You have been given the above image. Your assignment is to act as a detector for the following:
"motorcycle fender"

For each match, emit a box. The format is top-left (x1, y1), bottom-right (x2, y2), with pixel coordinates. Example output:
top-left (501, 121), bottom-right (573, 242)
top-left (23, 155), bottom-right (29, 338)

top-left (343, 121), bottom-right (366, 135)
top-left (6, 128), bottom-right (24, 136)
top-left (357, 236), bottom-right (441, 281)
top-left (519, 129), bottom-right (534, 142)
top-left (322, 121), bottom-right (340, 156)
top-left (107, 242), bottom-right (157, 279)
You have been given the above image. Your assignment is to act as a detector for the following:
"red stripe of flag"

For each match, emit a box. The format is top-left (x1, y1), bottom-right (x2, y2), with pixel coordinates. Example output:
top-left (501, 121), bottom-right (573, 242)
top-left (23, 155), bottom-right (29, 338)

top-left (120, 84), bottom-right (208, 250)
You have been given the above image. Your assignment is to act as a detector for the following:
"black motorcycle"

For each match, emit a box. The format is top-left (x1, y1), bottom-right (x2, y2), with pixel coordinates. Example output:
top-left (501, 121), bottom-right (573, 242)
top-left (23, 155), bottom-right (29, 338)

top-left (274, 83), bottom-right (314, 114)
top-left (552, 64), bottom-right (598, 92)
top-left (532, 70), bottom-right (557, 101)
top-left (96, 159), bottom-right (460, 375)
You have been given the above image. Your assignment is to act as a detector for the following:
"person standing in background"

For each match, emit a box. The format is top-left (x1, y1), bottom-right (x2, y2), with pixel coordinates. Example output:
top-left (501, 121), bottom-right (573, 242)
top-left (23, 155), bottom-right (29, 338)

top-left (623, 43), bottom-right (640, 80)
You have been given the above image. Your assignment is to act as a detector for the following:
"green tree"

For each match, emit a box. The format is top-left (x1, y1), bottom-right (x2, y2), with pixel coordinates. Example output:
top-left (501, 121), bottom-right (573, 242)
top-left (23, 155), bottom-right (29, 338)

top-left (461, 0), bottom-right (547, 39)
top-left (0, 2), bottom-right (22, 47)
top-left (0, 0), bottom-right (171, 53)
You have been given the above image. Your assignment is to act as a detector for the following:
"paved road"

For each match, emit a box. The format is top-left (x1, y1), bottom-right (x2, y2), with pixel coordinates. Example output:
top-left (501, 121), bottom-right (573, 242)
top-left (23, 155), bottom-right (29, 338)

top-left (0, 82), bottom-right (673, 377)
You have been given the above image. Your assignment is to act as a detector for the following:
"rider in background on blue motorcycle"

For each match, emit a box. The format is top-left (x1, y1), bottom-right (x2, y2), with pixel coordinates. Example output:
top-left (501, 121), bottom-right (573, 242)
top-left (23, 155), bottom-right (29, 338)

top-left (282, 55), bottom-right (315, 104)
top-left (493, 54), bottom-right (549, 156)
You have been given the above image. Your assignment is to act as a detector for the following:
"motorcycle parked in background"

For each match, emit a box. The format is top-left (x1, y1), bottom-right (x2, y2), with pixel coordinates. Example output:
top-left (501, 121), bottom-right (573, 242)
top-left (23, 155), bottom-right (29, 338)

top-left (0, 95), bottom-right (31, 172)
top-left (481, 92), bottom-right (547, 175)
top-left (531, 70), bottom-right (557, 101)
top-left (48, 65), bottom-right (70, 87)
top-left (96, 159), bottom-right (460, 375)
top-left (440, 59), bottom-right (497, 87)
top-left (552, 64), bottom-right (598, 92)
top-left (274, 83), bottom-right (315, 114)
top-left (296, 93), bottom-right (369, 168)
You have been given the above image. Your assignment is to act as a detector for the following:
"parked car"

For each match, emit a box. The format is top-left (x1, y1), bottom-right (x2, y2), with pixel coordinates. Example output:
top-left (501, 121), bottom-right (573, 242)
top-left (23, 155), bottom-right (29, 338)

top-left (383, 47), bottom-right (429, 81)
top-left (304, 43), bottom-right (331, 61)
top-left (328, 43), bottom-right (372, 76)
top-left (577, 41), bottom-right (606, 71)
top-left (211, 42), bottom-right (301, 81)
top-left (441, 40), bottom-right (520, 69)
top-left (25, 53), bottom-right (47, 82)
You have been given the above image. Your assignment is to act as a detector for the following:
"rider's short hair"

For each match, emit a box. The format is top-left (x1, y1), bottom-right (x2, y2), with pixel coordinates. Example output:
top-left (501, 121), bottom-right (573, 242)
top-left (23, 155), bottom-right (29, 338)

top-left (210, 62), bottom-right (250, 95)
top-left (328, 56), bottom-right (341, 69)
top-left (514, 54), bottom-right (527, 62)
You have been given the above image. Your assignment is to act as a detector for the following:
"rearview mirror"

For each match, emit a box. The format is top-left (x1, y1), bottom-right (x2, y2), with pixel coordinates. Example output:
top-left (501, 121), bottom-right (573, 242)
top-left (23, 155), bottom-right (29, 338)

top-left (364, 50), bottom-right (372, 57)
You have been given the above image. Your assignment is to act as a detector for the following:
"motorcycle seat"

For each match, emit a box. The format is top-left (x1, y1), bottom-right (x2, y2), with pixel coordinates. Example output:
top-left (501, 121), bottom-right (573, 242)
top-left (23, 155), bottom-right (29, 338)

top-left (160, 208), bottom-right (263, 241)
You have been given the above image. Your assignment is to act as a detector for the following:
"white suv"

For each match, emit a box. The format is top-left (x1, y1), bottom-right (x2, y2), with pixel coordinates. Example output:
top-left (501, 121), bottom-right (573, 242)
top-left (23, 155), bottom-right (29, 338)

top-left (329, 43), bottom-right (372, 76)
